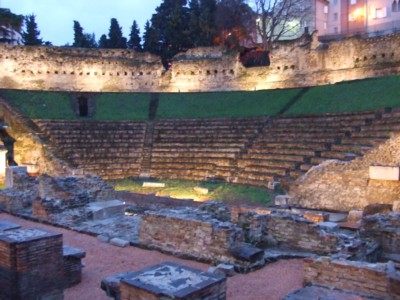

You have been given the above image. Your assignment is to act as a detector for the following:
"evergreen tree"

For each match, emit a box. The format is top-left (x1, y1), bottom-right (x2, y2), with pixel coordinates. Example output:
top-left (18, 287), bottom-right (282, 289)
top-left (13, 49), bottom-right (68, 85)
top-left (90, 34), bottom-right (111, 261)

top-left (107, 18), bottom-right (127, 49)
top-left (188, 0), bottom-right (201, 46)
top-left (198, 0), bottom-right (217, 46)
top-left (84, 33), bottom-right (97, 48)
top-left (98, 34), bottom-right (108, 48)
top-left (149, 0), bottom-right (191, 66)
top-left (22, 14), bottom-right (42, 46)
top-left (142, 20), bottom-right (159, 54)
top-left (72, 21), bottom-right (85, 47)
top-left (128, 20), bottom-right (142, 51)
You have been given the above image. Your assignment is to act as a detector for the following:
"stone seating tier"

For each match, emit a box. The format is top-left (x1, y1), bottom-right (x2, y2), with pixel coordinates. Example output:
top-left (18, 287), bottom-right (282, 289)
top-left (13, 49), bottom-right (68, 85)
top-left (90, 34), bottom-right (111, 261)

top-left (247, 147), bottom-right (316, 156)
top-left (241, 153), bottom-right (307, 163)
top-left (151, 157), bottom-right (235, 167)
top-left (151, 151), bottom-right (237, 159)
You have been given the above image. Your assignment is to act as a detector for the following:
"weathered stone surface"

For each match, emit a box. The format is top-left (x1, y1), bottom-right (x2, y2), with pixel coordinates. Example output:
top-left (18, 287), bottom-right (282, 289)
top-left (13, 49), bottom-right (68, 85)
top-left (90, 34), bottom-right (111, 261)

top-left (230, 243), bottom-right (264, 263)
top-left (119, 262), bottom-right (226, 300)
top-left (303, 257), bottom-right (400, 299)
top-left (3, 32), bottom-right (400, 92)
top-left (363, 203), bottom-right (393, 216)
top-left (208, 264), bottom-right (235, 277)
top-left (63, 245), bottom-right (86, 288)
top-left (97, 234), bottom-right (111, 243)
top-left (316, 222), bottom-right (339, 232)
top-left (275, 195), bottom-right (291, 206)
top-left (5, 166), bottom-right (28, 188)
top-left (142, 182), bottom-right (165, 188)
top-left (393, 200), bottom-right (400, 212)
top-left (0, 220), bottom-right (21, 232)
top-left (347, 210), bottom-right (363, 223)
top-left (110, 238), bottom-right (130, 248)
top-left (86, 200), bottom-right (126, 220)
top-left (290, 134), bottom-right (400, 211)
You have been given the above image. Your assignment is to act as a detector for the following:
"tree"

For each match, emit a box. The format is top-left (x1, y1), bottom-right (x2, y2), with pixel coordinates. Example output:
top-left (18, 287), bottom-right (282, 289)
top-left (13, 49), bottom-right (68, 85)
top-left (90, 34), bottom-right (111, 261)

top-left (142, 20), bottom-right (159, 54)
top-left (188, 0), bottom-right (217, 47)
top-left (72, 21), bottom-right (85, 47)
top-left (215, 0), bottom-right (254, 49)
top-left (252, 0), bottom-right (312, 50)
top-left (107, 18), bottom-right (127, 49)
top-left (0, 8), bottom-right (24, 44)
top-left (98, 34), bottom-right (108, 48)
top-left (128, 20), bottom-right (142, 51)
top-left (147, 0), bottom-right (191, 66)
top-left (22, 14), bottom-right (42, 46)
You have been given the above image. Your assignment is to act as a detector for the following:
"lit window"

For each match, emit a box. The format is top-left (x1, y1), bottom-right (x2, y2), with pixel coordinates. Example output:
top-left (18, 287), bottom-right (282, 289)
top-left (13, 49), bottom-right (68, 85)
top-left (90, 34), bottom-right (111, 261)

top-left (324, 5), bottom-right (329, 13)
top-left (375, 7), bottom-right (387, 18)
top-left (350, 0), bottom-right (356, 4)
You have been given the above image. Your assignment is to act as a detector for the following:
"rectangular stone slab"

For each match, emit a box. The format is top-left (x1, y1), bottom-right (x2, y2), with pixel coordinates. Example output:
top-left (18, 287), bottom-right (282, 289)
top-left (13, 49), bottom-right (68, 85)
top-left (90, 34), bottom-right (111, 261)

top-left (120, 262), bottom-right (226, 299)
top-left (369, 166), bottom-right (400, 181)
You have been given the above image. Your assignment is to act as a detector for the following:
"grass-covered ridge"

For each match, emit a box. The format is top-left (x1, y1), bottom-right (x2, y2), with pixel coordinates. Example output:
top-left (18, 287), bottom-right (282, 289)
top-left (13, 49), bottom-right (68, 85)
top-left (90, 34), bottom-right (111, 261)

top-left (156, 89), bottom-right (302, 119)
top-left (2, 74), bottom-right (400, 120)
top-left (111, 179), bottom-right (271, 205)
top-left (285, 75), bottom-right (400, 115)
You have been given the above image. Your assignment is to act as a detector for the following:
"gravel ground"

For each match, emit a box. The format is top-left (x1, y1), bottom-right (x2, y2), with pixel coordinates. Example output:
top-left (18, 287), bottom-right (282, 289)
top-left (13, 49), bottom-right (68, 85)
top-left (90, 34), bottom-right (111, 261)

top-left (1, 212), bottom-right (304, 300)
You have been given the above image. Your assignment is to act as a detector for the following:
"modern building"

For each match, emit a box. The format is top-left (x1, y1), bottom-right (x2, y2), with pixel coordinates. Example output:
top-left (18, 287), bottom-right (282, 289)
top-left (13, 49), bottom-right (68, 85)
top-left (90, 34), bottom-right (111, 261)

top-left (318, 0), bottom-right (400, 37)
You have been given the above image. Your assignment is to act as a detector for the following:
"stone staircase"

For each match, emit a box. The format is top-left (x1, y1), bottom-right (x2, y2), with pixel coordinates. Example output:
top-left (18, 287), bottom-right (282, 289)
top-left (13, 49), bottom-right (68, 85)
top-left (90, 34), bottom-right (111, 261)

top-left (139, 121), bottom-right (155, 179)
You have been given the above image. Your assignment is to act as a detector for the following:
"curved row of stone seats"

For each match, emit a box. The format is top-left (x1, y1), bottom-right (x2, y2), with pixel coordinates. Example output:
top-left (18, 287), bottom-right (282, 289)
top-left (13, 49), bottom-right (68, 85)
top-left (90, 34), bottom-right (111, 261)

top-left (35, 120), bottom-right (147, 180)
top-left (149, 117), bottom-right (267, 181)
top-left (234, 110), bottom-right (385, 186)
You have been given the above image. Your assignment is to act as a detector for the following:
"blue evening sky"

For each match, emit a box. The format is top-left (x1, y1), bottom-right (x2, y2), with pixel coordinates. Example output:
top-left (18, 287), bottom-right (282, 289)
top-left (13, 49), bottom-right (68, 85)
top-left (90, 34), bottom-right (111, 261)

top-left (1, 0), bottom-right (162, 46)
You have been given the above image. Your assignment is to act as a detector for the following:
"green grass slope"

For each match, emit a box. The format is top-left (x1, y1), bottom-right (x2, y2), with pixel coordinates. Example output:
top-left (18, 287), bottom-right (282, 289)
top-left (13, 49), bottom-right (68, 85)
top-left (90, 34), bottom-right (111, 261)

top-left (285, 75), bottom-right (400, 115)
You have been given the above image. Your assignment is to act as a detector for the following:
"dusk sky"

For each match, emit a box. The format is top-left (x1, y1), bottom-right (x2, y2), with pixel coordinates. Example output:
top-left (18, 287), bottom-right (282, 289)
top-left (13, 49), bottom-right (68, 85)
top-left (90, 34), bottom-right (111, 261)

top-left (1, 0), bottom-right (162, 46)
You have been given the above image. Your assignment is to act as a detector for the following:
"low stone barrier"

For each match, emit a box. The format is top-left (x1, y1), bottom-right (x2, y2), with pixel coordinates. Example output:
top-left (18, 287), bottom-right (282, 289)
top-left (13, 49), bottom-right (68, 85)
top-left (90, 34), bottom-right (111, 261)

top-left (304, 257), bottom-right (400, 299)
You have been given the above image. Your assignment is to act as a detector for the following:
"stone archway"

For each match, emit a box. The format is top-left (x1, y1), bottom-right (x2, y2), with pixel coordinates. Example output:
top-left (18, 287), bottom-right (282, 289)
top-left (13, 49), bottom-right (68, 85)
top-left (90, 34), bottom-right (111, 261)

top-left (0, 124), bottom-right (17, 176)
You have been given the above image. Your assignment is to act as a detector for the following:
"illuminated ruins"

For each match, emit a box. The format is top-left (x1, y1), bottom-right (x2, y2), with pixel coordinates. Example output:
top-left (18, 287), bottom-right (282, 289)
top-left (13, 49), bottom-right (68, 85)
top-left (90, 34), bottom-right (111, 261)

top-left (0, 33), bottom-right (400, 299)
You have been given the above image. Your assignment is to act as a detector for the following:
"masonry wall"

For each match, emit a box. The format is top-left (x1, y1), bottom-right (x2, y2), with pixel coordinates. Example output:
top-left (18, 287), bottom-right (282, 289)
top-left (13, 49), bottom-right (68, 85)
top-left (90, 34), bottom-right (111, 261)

top-left (139, 211), bottom-right (243, 263)
top-left (238, 212), bottom-right (339, 254)
top-left (289, 134), bottom-right (400, 211)
top-left (304, 257), bottom-right (400, 299)
top-left (2, 33), bottom-right (400, 92)
top-left (0, 228), bottom-right (64, 300)
top-left (0, 98), bottom-right (74, 176)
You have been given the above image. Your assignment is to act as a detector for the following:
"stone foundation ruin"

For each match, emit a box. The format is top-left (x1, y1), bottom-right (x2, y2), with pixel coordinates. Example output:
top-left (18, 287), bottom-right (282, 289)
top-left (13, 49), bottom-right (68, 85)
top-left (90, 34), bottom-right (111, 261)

top-left (0, 166), bottom-right (399, 299)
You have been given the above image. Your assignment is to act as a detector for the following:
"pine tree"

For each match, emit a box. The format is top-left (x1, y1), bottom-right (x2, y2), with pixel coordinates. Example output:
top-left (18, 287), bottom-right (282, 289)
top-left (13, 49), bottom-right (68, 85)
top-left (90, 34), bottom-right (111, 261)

top-left (98, 34), bottom-right (108, 48)
top-left (128, 20), bottom-right (142, 51)
top-left (142, 20), bottom-right (159, 54)
top-left (149, 0), bottom-right (191, 66)
top-left (107, 18), bottom-right (127, 49)
top-left (198, 0), bottom-right (217, 46)
top-left (22, 14), bottom-right (42, 46)
top-left (72, 21), bottom-right (85, 47)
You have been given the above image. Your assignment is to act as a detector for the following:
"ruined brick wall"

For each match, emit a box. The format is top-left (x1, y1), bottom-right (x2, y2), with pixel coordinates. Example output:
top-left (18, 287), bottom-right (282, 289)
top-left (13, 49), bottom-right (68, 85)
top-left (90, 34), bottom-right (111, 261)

top-left (139, 210), bottom-right (243, 263)
top-left (360, 213), bottom-right (400, 255)
top-left (304, 257), bottom-right (400, 299)
top-left (289, 134), bottom-right (400, 211)
top-left (0, 228), bottom-right (64, 300)
top-left (1, 33), bottom-right (400, 92)
top-left (258, 212), bottom-right (338, 254)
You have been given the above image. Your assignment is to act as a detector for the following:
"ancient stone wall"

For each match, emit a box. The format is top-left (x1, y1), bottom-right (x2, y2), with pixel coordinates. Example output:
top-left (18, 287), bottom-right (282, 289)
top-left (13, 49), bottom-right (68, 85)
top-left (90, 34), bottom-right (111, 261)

top-left (238, 211), bottom-right (339, 254)
top-left (289, 134), bottom-right (400, 211)
top-left (0, 98), bottom-right (74, 176)
top-left (2, 33), bottom-right (400, 92)
top-left (304, 257), bottom-right (400, 299)
top-left (139, 209), bottom-right (244, 264)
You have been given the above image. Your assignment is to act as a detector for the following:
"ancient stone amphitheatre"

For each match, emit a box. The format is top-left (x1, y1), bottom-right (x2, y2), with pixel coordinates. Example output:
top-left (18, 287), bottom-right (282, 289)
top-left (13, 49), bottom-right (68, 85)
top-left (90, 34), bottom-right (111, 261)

top-left (0, 33), bottom-right (399, 300)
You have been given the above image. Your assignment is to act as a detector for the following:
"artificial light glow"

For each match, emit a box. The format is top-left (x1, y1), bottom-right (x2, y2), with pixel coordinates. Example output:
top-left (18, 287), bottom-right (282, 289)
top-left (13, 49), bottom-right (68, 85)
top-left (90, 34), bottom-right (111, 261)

top-left (353, 8), bottom-right (364, 19)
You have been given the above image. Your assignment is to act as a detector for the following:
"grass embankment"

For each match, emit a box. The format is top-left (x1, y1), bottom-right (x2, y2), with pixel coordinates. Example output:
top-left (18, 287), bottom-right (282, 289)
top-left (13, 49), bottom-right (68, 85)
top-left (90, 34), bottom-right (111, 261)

top-left (156, 89), bottom-right (301, 119)
top-left (0, 90), bottom-right (151, 120)
top-left (2, 75), bottom-right (400, 120)
top-left (285, 75), bottom-right (400, 114)
top-left (111, 179), bottom-right (271, 205)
